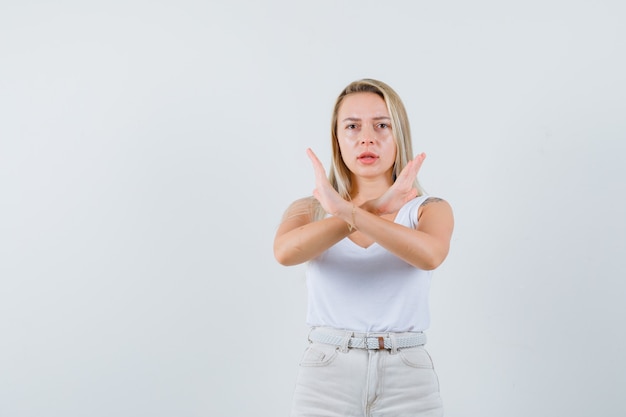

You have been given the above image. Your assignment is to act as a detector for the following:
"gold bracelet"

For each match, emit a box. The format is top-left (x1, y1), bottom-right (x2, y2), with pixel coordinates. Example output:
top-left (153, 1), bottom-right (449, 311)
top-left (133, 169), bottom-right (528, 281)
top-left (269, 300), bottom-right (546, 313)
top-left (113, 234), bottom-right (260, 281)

top-left (347, 204), bottom-right (357, 232)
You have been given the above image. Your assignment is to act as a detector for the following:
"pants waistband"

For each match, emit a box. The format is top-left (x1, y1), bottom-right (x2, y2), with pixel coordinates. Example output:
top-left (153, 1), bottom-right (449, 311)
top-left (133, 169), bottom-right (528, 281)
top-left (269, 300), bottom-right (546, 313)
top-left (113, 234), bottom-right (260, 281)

top-left (308, 327), bottom-right (426, 351)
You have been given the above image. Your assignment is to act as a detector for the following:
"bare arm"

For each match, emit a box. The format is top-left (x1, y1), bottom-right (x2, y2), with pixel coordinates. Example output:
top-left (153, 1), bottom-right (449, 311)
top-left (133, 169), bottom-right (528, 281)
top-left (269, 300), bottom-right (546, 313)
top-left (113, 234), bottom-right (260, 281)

top-left (345, 197), bottom-right (454, 270)
top-left (273, 198), bottom-right (354, 266)
top-left (273, 149), bottom-right (453, 269)
top-left (303, 148), bottom-right (453, 270)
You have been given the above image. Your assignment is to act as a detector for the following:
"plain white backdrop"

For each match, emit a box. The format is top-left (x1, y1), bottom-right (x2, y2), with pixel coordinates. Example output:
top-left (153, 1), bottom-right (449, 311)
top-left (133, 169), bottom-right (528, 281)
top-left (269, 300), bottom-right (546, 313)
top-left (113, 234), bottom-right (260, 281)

top-left (1, 1), bottom-right (625, 416)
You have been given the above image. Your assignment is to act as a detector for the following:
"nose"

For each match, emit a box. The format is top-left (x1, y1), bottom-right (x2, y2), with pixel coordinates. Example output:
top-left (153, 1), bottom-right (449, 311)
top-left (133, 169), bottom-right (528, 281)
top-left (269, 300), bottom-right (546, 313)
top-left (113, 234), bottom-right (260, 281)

top-left (360, 127), bottom-right (376, 144)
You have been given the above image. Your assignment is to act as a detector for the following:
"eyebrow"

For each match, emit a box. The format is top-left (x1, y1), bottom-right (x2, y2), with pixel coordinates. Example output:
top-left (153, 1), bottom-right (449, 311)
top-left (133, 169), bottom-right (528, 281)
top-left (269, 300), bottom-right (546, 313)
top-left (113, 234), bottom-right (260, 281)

top-left (341, 116), bottom-right (391, 122)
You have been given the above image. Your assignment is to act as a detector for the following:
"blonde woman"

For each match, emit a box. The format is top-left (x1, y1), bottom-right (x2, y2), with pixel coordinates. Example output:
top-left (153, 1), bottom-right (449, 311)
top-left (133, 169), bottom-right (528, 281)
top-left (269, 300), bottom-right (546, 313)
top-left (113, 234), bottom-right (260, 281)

top-left (274, 79), bottom-right (454, 417)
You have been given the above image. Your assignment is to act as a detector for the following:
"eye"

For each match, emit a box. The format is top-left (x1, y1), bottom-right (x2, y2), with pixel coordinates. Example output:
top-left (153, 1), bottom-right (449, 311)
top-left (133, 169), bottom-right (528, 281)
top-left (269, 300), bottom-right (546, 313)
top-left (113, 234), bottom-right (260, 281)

top-left (346, 124), bottom-right (358, 130)
top-left (378, 123), bottom-right (389, 129)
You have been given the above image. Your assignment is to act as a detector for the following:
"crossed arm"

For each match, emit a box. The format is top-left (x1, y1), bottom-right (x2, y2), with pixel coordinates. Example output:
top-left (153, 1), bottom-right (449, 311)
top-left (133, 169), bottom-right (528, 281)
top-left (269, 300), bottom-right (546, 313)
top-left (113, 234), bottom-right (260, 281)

top-left (273, 149), bottom-right (454, 270)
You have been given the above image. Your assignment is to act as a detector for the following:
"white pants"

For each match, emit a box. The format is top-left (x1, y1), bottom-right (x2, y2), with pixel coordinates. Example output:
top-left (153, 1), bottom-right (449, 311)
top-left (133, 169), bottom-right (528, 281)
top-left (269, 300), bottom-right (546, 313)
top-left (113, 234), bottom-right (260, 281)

top-left (291, 328), bottom-right (444, 417)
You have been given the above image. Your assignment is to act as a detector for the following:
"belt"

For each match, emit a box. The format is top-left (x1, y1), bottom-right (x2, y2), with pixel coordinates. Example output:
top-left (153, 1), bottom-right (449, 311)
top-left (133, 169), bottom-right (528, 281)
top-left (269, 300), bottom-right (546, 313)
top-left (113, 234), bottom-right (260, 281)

top-left (309, 329), bottom-right (426, 350)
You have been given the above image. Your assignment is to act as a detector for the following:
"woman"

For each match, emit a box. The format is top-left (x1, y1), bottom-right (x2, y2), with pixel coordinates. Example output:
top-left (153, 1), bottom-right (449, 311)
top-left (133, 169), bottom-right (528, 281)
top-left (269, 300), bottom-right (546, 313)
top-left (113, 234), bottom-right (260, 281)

top-left (274, 79), bottom-right (454, 417)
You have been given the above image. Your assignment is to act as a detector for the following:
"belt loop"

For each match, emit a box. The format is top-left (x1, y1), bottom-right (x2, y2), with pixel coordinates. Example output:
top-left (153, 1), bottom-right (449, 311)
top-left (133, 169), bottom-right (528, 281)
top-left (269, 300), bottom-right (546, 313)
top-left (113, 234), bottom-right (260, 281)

top-left (389, 333), bottom-right (398, 355)
top-left (307, 327), bottom-right (316, 344)
top-left (339, 331), bottom-right (352, 353)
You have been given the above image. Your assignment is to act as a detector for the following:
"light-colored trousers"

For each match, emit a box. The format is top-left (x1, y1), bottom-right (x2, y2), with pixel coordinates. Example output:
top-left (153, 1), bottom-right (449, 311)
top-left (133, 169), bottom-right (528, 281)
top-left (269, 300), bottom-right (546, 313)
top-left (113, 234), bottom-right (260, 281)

top-left (290, 328), bottom-right (444, 417)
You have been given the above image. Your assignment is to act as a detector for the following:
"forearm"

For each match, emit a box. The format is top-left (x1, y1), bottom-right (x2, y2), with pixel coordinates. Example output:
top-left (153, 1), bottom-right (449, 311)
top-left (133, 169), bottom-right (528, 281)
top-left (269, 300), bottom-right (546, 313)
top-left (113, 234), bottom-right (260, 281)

top-left (273, 216), bottom-right (353, 266)
top-left (340, 206), bottom-right (450, 270)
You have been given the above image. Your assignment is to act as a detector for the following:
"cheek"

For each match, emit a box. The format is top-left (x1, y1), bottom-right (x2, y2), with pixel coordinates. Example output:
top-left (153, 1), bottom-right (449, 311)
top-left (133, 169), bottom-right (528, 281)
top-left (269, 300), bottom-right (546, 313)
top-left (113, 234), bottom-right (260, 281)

top-left (385, 142), bottom-right (398, 165)
top-left (386, 139), bottom-right (398, 156)
top-left (337, 141), bottom-right (351, 163)
top-left (337, 137), bottom-right (354, 154)
top-left (339, 131), bottom-right (358, 143)
top-left (337, 139), bottom-right (347, 153)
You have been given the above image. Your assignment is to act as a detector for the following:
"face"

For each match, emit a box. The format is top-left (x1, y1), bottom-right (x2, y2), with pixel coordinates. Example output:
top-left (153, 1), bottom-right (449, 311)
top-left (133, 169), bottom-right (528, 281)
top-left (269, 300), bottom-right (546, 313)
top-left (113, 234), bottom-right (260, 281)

top-left (336, 92), bottom-right (397, 181)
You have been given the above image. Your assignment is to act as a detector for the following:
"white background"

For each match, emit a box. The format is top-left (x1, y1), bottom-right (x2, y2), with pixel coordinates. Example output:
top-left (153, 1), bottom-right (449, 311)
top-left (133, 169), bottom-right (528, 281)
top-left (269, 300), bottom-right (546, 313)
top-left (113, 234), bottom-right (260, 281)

top-left (1, 1), bottom-right (625, 416)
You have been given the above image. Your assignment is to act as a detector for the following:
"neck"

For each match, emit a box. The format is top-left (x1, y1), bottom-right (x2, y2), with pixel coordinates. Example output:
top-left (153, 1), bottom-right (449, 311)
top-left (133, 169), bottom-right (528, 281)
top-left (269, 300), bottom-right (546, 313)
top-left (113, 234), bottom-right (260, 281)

top-left (350, 176), bottom-right (393, 203)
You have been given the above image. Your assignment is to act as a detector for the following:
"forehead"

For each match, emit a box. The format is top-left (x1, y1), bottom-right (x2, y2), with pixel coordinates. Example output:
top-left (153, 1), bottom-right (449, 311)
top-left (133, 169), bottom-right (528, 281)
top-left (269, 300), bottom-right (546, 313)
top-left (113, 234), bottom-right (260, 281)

top-left (338, 92), bottom-right (389, 118)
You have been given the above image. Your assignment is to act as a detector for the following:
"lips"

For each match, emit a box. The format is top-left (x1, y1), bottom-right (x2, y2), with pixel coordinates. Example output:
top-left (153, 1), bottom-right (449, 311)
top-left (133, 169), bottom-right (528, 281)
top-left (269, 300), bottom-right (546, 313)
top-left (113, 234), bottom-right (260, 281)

top-left (358, 152), bottom-right (378, 160)
top-left (357, 151), bottom-right (379, 165)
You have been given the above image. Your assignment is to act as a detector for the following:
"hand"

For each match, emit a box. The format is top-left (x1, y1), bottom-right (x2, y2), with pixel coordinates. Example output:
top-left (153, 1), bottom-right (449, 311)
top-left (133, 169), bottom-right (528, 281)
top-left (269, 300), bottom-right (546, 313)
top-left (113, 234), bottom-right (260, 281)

top-left (368, 153), bottom-right (426, 215)
top-left (306, 148), bottom-right (350, 217)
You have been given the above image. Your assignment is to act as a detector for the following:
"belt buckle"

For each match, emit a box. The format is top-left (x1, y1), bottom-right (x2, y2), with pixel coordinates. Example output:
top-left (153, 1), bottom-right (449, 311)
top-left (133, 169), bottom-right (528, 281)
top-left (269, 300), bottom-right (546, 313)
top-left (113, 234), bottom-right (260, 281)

top-left (365, 336), bottom-right (386, 350)
top-left (377, 336), bottom-right (385, 350)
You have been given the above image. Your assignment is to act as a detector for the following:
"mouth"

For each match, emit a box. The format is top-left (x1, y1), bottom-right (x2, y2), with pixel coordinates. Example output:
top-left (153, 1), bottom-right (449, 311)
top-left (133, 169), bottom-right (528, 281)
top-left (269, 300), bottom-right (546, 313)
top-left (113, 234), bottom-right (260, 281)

top-left (357, 152), bottom-right (379, 162)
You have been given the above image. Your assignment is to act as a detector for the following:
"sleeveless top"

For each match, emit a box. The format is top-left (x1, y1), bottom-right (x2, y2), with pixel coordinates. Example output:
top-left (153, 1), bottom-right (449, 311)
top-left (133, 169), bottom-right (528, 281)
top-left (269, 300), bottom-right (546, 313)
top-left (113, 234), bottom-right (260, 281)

top-left (305, 195), bottom-right (434, 333)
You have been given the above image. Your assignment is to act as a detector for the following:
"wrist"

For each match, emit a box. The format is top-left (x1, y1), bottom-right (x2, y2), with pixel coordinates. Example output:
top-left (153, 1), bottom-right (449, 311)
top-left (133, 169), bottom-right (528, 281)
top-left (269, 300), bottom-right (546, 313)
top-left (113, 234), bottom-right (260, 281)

top-left (340, 203), bottom-right (358, 233)
top-left (360, 199), bottom-right (381, 216)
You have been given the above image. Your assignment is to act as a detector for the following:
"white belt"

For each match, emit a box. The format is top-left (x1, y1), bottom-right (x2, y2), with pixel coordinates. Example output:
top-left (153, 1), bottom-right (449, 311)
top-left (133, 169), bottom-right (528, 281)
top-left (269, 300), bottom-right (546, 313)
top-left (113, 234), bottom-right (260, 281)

top-left (309, 329), bottom-right (426, 350)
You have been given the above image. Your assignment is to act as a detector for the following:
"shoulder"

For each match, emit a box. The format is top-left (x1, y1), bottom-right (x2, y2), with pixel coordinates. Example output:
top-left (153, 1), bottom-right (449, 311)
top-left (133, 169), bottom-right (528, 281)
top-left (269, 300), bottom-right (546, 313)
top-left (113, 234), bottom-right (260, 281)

top-left (287, 196), bottom-right (318, 212)
top-left (420, 197), bottom-right (450, 208)
top-left (417, 196), bottom-right (453, 221)
top-left (281, 196), bottom-right (320, 222)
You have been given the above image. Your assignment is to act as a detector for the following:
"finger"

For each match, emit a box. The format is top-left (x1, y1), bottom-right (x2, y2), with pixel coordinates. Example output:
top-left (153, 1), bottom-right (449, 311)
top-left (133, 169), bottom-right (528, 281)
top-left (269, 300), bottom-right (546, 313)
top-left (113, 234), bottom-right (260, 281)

top-left (396, 159), bottom-right (414, 181)
top-left (412, 153), bottom-right (426, 173)
top-left (307, 149), bottom-right (325, 170)
top-left (306, 148), bottom-right (322, 165)
top-left (306, 148), bottom-right (326, 179)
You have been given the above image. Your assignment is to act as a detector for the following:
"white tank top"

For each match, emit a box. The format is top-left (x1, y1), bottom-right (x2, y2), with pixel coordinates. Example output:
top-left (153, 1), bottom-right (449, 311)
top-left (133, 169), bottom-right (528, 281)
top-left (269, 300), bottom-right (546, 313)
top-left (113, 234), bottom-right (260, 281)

top-left (305, 195), bottom-right (434, 333)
